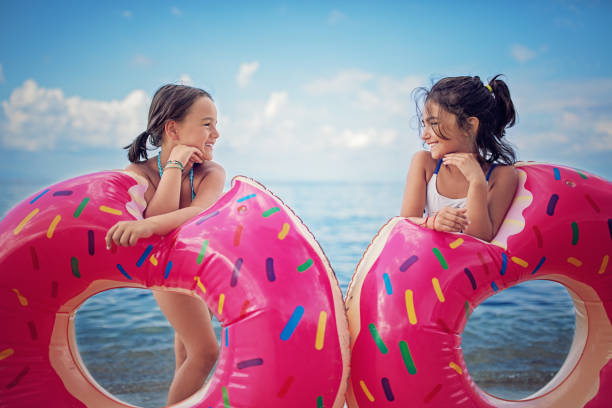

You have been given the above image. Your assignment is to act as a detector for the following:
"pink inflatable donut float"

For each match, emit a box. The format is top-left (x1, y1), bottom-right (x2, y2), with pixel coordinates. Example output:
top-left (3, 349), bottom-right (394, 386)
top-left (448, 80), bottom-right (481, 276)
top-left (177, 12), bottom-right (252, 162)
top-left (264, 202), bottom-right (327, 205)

top-left (345, 162), bottom-right (612, 407)
top-left (0, 171), bottom-right (349, 407)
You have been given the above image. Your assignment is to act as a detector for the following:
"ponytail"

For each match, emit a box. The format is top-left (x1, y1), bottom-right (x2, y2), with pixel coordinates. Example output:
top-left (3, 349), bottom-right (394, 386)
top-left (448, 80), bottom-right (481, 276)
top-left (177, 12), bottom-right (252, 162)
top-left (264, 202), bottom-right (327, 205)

top-left (125, 131), bottom-right (150, 163)
top-left (488, 75), bottom-right (517, 141)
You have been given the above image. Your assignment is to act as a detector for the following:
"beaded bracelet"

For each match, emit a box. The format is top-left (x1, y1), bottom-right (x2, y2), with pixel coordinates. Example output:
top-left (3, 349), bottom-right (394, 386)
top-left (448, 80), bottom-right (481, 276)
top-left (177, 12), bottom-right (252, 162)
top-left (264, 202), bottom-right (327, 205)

top-left (164, 164), bottom-right (183, 172)
top-left (166, 160), bottom-right (184, 172)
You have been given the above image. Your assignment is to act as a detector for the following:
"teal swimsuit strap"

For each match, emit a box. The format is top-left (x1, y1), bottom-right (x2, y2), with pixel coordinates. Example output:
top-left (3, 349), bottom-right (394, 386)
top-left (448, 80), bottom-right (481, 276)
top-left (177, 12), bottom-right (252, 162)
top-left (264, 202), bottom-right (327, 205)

top-left (157, 152), bottom-right (195, 201)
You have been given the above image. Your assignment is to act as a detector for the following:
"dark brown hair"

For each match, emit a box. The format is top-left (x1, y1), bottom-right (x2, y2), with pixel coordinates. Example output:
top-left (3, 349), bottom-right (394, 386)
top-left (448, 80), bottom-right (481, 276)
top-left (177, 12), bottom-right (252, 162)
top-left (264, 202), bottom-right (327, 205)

top-left (414, 75), bottom-right (517, 165)
top-left (125, 84), bottom-right (213, 163)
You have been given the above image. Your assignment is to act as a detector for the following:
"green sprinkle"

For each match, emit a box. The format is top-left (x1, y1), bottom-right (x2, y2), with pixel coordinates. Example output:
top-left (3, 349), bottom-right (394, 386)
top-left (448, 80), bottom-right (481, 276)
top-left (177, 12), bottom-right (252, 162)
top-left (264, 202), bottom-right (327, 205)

top-left (222, 386), bottom-right (230, 408)
top-left (297, 258), bottom-right (313, 272)
top-left (574, 168), bottom-right (588, 179)
top-left (73, 197), bottom-right (90, 218)
top-left (399, 340), bottom-right (417, 374)
top-left (71, 257), bottom-right (80, 278)
top-left (432, 248), bottom-right (448, 270)
top-left (368, 323), bottom-right (388, 354)
top-left (197, 240), bottom-right (209, 264)
top-left (317, 395), bottom-right (324, 408)
top-left (571, 222), bottom-right (579, 245)
top-left (262, 207), bottom-right (280, 217)
top-left (465, 301), bottom-right (470, 320)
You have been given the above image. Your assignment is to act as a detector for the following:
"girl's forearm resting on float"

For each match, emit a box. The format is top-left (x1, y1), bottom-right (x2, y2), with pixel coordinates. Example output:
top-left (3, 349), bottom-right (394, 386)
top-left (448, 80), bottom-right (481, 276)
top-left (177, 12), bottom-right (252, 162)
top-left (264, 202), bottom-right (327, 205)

top-left (144, 206), bottom-right (205, 236)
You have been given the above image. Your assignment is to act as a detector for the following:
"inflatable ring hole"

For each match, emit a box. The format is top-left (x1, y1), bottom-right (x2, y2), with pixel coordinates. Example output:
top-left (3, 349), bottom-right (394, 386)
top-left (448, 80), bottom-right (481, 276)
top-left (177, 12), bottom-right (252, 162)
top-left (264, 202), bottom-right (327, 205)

top-left (75, 287), bottom-right (222, 408)
top-left (461, 280), bottom-right (575, 400)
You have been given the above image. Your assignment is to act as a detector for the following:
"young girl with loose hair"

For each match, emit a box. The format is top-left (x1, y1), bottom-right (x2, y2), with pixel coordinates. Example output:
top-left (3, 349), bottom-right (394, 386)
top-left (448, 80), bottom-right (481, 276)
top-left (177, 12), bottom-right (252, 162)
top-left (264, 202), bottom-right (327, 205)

top-left (401, 75), bottom-right (519, 241)
top-left (105, 84), bottom-right (225, 405)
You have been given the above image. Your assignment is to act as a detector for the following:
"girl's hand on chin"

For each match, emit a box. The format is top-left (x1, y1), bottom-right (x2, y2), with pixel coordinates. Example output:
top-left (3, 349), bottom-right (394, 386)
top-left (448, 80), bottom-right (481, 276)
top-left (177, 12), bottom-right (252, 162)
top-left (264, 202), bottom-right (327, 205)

top-left (168, 145), bottom-right (204, 167)
top-left (442, 153), bottom-right (486, 185)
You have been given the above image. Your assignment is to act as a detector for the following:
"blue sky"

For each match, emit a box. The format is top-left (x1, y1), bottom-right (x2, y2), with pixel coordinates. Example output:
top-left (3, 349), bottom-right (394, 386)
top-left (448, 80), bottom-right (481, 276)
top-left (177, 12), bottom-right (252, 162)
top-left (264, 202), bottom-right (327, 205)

top-left (1, 1), bottom-right (611, 184)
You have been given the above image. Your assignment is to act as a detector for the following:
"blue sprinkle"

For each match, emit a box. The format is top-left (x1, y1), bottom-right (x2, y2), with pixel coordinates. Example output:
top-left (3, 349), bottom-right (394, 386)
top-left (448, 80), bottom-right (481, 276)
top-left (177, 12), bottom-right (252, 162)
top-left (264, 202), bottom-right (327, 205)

top-left (196, 210), bottom-right (220, 225)
top-left (225, 327), bottom-right (228, 347)
top-left (532, 256), bottom-right (546, 275)
top-left (500, 253), bottom-right (507, 276)
top-left (280, 306), bottom-right (304, 341)
top-left (553, 168), bottom-right (561, 180)
top-left (383, 273), bottom-right (393, 295)
top-left (237, 193), bottom-right (256, 203)
top-left (491, 281), bottom-right (499, 292)
top-left (164, 261), bottom-right (173, 279)
top-left (382, 377), bottom-right (395, 402)
top-left (30, 188), bottom-right (50, 204)
top-left (116, 264), bottom-right (133, 280)
top-left (464, 268), bottom-right (477, 290)
top-left (237, 358), bottom-right (263, 369)
top-left (136, 245), bottom-right (153, 267)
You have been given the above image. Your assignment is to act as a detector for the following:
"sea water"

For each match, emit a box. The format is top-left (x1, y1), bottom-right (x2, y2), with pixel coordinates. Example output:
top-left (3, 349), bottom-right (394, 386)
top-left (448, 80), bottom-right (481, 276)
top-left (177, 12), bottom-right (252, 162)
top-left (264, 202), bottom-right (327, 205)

top-left (0, 179), bottom-right (575, 407)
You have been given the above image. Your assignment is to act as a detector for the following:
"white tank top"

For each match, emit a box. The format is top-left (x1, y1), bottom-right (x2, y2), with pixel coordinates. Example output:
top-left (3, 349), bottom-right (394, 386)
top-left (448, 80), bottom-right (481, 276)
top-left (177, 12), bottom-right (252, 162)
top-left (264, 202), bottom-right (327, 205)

top-left (424, 159), bottom-right (497, 216)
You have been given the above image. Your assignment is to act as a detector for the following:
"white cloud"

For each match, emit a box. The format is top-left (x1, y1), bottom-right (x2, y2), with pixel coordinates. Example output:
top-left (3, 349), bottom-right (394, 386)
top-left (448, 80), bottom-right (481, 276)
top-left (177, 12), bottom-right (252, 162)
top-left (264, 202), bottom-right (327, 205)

top-left (131, 54), bottom-right (153, 67)
top-left (328, 10), bottom-right (347, 24)
top-left (171, 7), bottom-right (182, 16)
top-left (236, 61), bottom-right (259, 87)
top-left (264, 92), bottom-right (288, 118)
top-left (304, 70), bottom-right (374, 94)
top-left (121, 10), bottom-right (132, 18)
top-left (328, 127), bottom-right (398, 149)
top-left (1, 80), bottom-right (149, 151)
top-left (511, 44), bottom-right (536, 63)
top-left (178, 74), bottom-right (193, 86)
top-left (0, 63), bottom-right (4, 83)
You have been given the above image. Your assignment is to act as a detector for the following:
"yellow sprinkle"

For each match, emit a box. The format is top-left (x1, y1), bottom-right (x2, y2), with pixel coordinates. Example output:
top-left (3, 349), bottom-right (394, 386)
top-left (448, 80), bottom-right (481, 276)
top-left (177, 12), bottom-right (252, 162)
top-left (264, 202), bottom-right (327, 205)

top-left (12, 289), bottom-right (28, 306)
top-left (46, 215), bottom-right (61, 239)
top-left (490, 240), bottom-right (507, 250)
top-left (503, 219), bottom-right (525, 227)
top-left (194, 276), bottom-right (206, 293)
top-left (449, 238), bottom-right (464, 249)
top-left (405, 290), bottom-right (417, 325)
top-left (14, 208), bottom-right (39, 235)
top-left (99, 205), bottom-right (122, 215)
top-left (278, 222), bottom-right (290, 240)
top-left (432, 278), bottom-right (445, 302)
top-left (218, 293), bottom-right (225, 315)
top-left (449, 362), bottom-right (463, 375)
top-left (511, 256), bottom-right (528, 268)
top-left (513, 195), bottom-right (531, 203)
top-left (315, 311), bottom-right (327, 350)
top-left (568, 257), bottom-right (583, 267)
top-left (0, 348), bottom-right (15, 361)
top-left (149, 255), bottom-right (158, 266)
top-left (359, 380), bottom-right (375, 402)
top-left (598, 255), bottom-right (609, 275)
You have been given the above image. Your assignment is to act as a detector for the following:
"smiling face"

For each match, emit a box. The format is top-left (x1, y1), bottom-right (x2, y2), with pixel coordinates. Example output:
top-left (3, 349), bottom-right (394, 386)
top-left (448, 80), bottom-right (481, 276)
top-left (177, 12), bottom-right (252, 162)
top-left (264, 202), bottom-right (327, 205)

top-left (175, 96), bottom-right (219, 161)
top-left (421, 101), bottom-right (475, 159)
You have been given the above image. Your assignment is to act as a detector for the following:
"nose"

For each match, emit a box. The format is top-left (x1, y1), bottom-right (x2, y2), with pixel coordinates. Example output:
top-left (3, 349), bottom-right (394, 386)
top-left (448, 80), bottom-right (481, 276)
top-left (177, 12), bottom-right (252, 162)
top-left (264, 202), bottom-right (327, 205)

top-left (211, 125), bottom-right (220, 139)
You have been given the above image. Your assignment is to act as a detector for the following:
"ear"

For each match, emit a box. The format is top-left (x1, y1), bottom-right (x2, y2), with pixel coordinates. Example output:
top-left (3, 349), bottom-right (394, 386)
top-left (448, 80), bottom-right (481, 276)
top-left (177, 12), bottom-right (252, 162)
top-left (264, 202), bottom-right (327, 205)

top-left (164, 120), bottom-right (180, 141)
top-left (466, 116), bottom-right (479, 138)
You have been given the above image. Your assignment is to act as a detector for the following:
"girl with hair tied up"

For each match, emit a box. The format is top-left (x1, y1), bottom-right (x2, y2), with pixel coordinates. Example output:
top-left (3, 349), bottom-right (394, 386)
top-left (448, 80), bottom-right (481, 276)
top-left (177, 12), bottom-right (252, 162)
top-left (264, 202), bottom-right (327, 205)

top-left (105, 84), bottom-right (225, 405)
top-left (400, 75), bottom-right (519, 242)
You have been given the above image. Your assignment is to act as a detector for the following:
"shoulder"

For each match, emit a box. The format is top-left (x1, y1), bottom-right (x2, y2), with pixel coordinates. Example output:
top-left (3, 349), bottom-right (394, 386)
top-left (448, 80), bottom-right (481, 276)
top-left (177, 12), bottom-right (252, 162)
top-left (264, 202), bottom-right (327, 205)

top-left (125, 161), bottom-right (157, 185)
top-left (489, 164), bottom-right (518, 190)
top-left (408, 150), bottom-right (437, 180)
top-left (196, 161), bottom-right (226, 188)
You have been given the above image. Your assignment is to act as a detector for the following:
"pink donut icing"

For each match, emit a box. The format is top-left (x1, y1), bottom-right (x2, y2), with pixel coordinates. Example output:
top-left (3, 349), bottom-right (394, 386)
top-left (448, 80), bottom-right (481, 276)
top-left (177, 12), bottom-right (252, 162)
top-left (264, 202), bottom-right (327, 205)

top-left (0, 171), bottom-right (349, 407)
top-left (345, 162), bottom-right (612, 407)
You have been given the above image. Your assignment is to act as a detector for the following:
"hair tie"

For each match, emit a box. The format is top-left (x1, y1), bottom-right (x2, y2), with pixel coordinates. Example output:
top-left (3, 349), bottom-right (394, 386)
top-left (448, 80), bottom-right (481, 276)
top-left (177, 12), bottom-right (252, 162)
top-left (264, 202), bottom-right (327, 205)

top-left (484, 84), bottom-right (493, 93)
